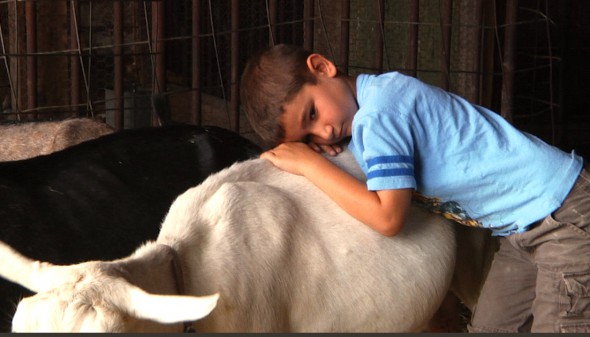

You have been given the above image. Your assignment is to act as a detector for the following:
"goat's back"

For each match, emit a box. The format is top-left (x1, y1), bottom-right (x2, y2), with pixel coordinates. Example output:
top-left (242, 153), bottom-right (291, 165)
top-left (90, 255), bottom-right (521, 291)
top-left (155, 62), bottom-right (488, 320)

top-left (158, 149), bottom-right (456, 332)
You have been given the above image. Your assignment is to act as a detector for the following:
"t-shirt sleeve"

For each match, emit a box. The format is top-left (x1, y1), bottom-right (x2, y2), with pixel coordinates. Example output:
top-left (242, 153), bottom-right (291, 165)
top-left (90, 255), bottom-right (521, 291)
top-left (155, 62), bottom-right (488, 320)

top-left (351, 112), bottom-right (417, 191)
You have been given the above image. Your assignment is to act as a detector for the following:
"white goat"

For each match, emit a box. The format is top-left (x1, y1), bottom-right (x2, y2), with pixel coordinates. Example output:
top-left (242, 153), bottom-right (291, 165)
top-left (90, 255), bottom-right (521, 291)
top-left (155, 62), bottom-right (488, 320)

top-left (0, 149), bottom-right (456, 332)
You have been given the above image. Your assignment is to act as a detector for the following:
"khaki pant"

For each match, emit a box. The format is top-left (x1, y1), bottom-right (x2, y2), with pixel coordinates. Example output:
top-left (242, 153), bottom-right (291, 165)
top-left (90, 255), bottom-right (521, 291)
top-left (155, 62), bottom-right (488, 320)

top-left (469, 166), bottom-right (590, 333)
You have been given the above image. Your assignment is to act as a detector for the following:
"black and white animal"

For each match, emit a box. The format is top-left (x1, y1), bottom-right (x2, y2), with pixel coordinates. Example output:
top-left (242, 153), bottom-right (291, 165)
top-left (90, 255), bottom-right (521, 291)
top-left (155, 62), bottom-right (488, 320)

top-left (0, 124), bottom-right (261, 331)
top-left (0, 148), bottom-right (456, 332)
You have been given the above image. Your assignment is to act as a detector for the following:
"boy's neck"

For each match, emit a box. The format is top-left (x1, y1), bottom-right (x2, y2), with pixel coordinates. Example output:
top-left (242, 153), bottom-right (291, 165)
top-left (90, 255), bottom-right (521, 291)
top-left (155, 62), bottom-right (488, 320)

top-left (343, 74), bottom-right (358, 101)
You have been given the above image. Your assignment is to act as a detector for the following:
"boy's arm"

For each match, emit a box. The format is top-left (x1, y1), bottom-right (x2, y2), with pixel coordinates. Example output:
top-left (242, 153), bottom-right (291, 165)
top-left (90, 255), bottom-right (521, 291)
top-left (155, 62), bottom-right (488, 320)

top-left (261, 142), bottom-right (413, 236)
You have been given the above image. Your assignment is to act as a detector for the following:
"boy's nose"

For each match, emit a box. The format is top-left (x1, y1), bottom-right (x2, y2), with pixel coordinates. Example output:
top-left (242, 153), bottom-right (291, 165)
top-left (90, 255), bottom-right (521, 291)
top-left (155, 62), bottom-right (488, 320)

top-left (314, 124), bottom-right (334, 141)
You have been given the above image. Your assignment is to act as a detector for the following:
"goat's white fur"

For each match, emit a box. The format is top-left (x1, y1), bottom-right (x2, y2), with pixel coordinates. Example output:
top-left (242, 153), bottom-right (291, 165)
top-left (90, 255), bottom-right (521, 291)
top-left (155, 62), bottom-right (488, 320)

top-left (0, 149), bottom-right (456, 332)
top-left (1, 242), bottom-right (219, 332)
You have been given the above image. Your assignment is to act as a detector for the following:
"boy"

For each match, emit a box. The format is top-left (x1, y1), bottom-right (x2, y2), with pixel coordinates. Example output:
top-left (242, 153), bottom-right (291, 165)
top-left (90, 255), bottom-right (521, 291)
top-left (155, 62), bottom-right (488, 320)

top-left (240, 44), bottom-right (590, 332)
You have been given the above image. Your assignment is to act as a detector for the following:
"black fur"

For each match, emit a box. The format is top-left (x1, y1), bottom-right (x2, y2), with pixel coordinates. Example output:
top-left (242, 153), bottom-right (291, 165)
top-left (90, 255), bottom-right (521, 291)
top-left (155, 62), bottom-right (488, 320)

top-left (0, 124), bottom-right (261, 331)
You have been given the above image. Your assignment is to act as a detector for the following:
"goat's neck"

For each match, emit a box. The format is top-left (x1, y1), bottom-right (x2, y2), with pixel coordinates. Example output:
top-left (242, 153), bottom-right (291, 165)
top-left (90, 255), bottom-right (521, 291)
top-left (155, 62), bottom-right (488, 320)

top-left (115, 243), bottom-right (183, 296)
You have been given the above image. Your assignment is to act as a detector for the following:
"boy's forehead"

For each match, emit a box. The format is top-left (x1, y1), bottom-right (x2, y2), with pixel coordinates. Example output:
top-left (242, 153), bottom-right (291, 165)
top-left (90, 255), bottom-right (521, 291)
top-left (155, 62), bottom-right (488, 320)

top-left (280, 88), bottom-right (310, 142)
top-left (280, 107), bottom-right (305, 142)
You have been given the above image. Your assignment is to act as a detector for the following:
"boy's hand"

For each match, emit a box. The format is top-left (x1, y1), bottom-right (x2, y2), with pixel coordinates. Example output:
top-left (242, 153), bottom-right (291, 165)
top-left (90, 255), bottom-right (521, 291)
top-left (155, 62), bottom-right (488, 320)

top-left (307, 142), bottom-right (343, 156)
top-left (261, 142), bottom-right (325, 176)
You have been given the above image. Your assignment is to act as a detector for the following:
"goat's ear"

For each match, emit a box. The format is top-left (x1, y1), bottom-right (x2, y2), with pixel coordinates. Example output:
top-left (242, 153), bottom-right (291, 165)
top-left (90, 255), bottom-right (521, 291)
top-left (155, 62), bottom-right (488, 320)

top-left (0, 240), bottom-right (80, 293)
top-left (123, 286), bottom-right (219, 324)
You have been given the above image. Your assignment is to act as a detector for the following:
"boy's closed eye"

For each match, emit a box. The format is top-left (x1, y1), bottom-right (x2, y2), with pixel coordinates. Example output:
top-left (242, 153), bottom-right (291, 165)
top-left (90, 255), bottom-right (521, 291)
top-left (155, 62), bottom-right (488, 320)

top-left (309, 105), bottom-right (317, 120)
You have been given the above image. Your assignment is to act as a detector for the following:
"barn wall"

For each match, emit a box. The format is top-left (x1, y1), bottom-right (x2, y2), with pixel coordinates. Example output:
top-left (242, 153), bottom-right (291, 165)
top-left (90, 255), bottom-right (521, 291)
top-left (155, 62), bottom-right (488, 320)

top-left (0, 0), bottom-right (587, 156)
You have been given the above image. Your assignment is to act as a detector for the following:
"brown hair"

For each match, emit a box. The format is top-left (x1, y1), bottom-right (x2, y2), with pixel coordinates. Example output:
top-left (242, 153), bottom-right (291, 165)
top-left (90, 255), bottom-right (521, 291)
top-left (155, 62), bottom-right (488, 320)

top-left (240, 44), bottom-right (317, 147)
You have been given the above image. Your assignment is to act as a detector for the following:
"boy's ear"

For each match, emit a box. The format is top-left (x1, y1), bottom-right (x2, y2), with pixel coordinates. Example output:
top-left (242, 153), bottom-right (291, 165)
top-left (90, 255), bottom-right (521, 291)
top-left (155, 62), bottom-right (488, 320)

top-left (306, 54), bottom-right (337, 78)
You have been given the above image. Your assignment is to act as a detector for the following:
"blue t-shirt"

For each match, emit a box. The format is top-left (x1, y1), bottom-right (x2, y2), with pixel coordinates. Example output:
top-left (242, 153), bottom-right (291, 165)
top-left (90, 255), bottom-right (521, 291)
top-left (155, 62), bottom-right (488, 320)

top-left (348, 72), bottom-right (583, 236)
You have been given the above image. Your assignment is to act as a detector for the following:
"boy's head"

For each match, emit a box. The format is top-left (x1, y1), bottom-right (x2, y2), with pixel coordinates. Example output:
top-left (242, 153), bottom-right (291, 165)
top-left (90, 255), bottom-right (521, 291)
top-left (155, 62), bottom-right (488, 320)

top-left (240, 44), bottom-right (317, 147)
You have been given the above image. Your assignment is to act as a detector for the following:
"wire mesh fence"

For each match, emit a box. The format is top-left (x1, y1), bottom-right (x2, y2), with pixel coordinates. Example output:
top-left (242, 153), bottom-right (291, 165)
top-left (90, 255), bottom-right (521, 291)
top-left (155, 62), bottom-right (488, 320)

top-left (0, 0), bottom-right (582, 154)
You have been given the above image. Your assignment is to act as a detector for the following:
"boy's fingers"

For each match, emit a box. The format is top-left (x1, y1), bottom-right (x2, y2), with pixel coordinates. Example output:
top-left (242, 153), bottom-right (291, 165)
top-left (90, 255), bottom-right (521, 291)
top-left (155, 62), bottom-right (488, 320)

top-left (332, 144), bottom-right (343, 153)
top-left (307, 142), bottom-right (342, 156)
top-left (260, 150), bottom-right (275, 160)
top-left (318, 144), bottom-right (341, 156)
top-left (308, 143), bottom-right (322, 153)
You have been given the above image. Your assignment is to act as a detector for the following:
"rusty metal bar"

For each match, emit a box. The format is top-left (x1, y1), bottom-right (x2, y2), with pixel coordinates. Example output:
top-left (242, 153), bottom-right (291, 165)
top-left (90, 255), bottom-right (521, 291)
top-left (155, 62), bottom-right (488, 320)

top-left (471, 0), bottom-right (483, 104)
top-left (268, 0), bottom-right (277, 45)
top-left (70, 0), bottom-right (80, 116)
top-left (230, 0), bottom-right (240, 132)
top-left (0, 4), bottom-right (18, 116)
top-left (471, 0), bottom-right (484, 104)
top-left (339, 0), bottom-right (349, 72)
top-left (374, 0), bottom-right (384, 73)
top-left (440, 0), bottom-right (452, 91)
top-left (8, 1), bottom-right (24, 116)
top-left (113, 0), bottom-right (124, 130)
top-left (480, 0), bottom-right (496, 108)
top-left (303, 0), bottom-right (314, 51)
top-left (191, 0), bottom-right (202, 125)
top-left (556, 0), bottom-right (569, 146)
top-left (406, 0), bottom-right (419, 77)
top-left (501, 0), bottom-right (518, 122)
top-left (26, 0), bottom-right (37, 117)
top-left (152, 0), bottom-right (166, 126)
top-left (456, 0), bottom-right (483, 104)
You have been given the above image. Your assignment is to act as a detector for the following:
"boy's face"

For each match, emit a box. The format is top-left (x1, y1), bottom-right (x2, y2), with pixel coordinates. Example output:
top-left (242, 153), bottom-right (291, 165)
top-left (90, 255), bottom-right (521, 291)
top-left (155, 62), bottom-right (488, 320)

top-left (281, 54), bottom-right (358, 146)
